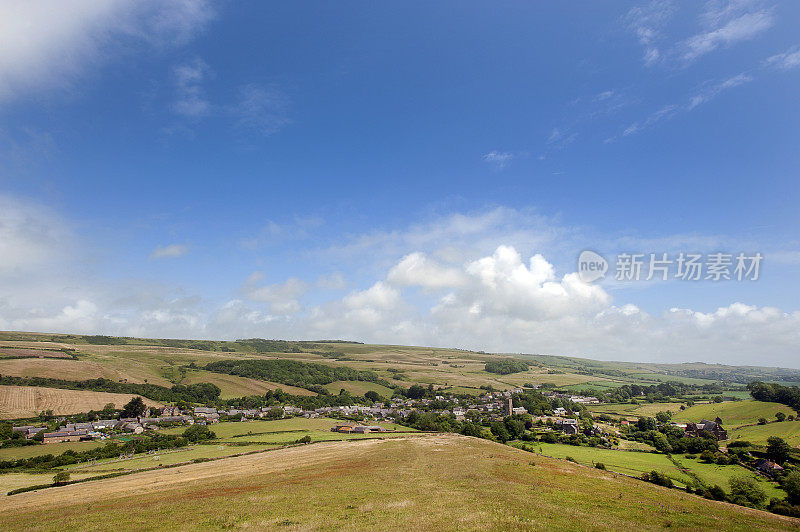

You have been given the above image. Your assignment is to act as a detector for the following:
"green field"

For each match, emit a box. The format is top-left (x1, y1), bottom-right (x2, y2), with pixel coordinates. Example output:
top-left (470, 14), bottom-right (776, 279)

top-left (0, 440), bottom-right (104, 461)
top-left (0, 435), bottom-right (793, 531)
top-left (527, 442), bottom-right (694, 486)
top-left (728, 421), bottom-right (800, 447)
top-left (588, 402), bottom-right (685, 419)
top-left (672, 400), bottom-right (795, 427)
top-left (528, 442), bottom-right (784, 498)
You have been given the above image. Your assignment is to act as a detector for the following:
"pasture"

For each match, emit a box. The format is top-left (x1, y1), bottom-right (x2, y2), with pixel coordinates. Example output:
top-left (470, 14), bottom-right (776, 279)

top-left (529, 442), bottom-right (784, 498)
top-left (728, 421), bottom-right (800, 447)
top-left (0, 435), bottom-right (792, 531)
top-left (671, 400), bottom-right (794, 428)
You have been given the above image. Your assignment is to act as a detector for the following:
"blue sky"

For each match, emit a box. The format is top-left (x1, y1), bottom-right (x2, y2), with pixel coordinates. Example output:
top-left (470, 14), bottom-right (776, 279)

top-left (1, 1), bottom-right (799, 366)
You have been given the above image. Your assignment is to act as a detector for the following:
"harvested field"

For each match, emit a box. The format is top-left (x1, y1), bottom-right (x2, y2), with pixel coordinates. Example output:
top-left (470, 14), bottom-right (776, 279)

top-left (0, 358), bottom-right (118, 381)
top-left (0, 385), bottom-right (162, 419)
top-left (0, 348), bottom-right (72, 359)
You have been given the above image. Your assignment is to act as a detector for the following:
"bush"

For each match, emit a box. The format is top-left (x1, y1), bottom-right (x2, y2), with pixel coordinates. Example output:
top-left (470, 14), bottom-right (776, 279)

top-left (52, 471), bottom-right (70, 485)
top-left (768, 498), bottom-right (800, 517)
top-left (565, 456), bottom-right (577, 463)
top-left (642, 470), bottom-right (673, 488)
top-left (758, 418), bottom-right (767, 425)
top-left (296, 435), bottom-right (312, 444)
top-left (595, 462), bottom-right (606, 470)
top-left (729, 476), bottom-right (767, 508)
top-left (703, 485), bottom-right (727, 501)
top-left (182, 424), bottom-right (216, 442)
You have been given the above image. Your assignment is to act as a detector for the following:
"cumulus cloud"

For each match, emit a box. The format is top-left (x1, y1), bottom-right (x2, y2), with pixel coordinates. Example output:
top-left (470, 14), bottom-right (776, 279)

top-left (149, 244), bottom-right (189, 260)
top-left (387, 253), bottom-right (468, 289)
top-left (0, 194), bottom-right (798, 366)
top-left (0, 0), bottom-right (214, 103)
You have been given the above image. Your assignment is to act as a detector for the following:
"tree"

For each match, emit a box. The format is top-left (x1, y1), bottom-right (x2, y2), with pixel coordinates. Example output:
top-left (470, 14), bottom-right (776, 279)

top-left (729, 476), bottom-right (767, 508)
top-left (757, 417), bottom-right (767, 425)
top-left (182, 424), bottom-right (216, 442)
top-left (0, 422), bottom-right (11, 440)
top-left (121, 396), bottom-right (147, 418)
top-left (490, 421), bottom-right (510, 443)
top-left (767, 436), bottom-right (791, 463)
top-left (53, 471), bottom-right (70, 485)
top-left (713, 396), bottom-right (724, 403)
top-left (776, 412), bottom-right (787, 422)
top-left (783, 470), bottom-right (800, 505)
top-left (460, 422), bottom-right (483, 438)
top-left (364, 390), bottom-right (382, 402)
top-left (655, 411), bottom-right (672, 424)
top-left (406, 385), bottom-right (426, 399)
top-left (101, 402), bottom-right (116, 418)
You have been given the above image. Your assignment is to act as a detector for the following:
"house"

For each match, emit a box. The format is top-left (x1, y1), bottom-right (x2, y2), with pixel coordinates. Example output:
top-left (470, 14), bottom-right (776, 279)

top-left (512, 407), bottom-right (527, 415)
top-left (42, 430), bottom-right (88, 444)
top-left (553, 407), bottom-right (567, 416)
top-left (331, 423), bottom-right (358, 433)
top-left (755, 459), bottom-right (784, 476)
top-left (685, 418), bottom-right (727, 441)
top-left (556, 418), bottom-right (579, 435)
top-left (193, 407), bottom-right (218, 418)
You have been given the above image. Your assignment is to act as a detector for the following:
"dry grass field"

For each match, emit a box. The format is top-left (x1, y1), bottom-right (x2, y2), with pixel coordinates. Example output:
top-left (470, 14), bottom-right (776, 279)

top-left (0, 385), bottom-right (162, 419)
top-left (0, 435), bottom-right (793, 531)
top-left (0, 347), bottom-right (72, 359)
top-left (0, 358), bottom-right (119, 381)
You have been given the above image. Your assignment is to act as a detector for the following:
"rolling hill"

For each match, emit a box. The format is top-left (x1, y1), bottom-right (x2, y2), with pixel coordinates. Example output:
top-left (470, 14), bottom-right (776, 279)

top-left (0, 434), bottom-right (793, 531)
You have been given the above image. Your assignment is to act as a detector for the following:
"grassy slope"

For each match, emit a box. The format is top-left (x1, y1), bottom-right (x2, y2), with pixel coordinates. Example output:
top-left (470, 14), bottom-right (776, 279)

top-left (671, 400), bottom-right (795, 427)
top-left (530, 443), bottom-right (784, 499)
top-left (0, 435), bottom-right (793, 531)
top-left (729, 421), bottom-right (800, 446)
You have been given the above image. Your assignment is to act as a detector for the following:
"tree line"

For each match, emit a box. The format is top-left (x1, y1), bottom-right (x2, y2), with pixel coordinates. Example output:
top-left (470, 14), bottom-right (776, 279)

top-left (203, 359), bottom-right (391, 393)
top-left (0, 375), bottom-right (220, 404)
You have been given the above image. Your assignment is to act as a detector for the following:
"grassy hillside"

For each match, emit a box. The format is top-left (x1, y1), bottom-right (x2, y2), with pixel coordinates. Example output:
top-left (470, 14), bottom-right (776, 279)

top-left (672, 400), bottom-right (795, 427)
top-left (0, 435), bottom-right (792, 531)
top-left (729, 421), bottom-right (800, 447)
top-left (528, 442), bottom-right (785, 499)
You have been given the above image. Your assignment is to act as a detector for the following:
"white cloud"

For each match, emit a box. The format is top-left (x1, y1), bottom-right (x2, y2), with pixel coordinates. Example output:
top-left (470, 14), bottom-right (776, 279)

top-left (682, 10), bottom-right (773, 62)
top-left (620, 73), bottom-right (751, 138)
top-left (765, 46), bottom-right (800, 70)
top-left (387, 253), bottom-right (468, 289)
top-left (0, 194), bottom-right (73, 274)
top-left (482, 151), bottom-right (515, 169)
top-left (625, 1), bottom-right (675, 66)
top-left (0, 0), bottom-right (213, 103)
top-left (0, 194), bottom-right (798, 366)
top-left (230, 84), bottom-right (291, 135)
top-left (172, 57), bottom-right (211, 118)
top-left (687, 73), bottom-right (752, 109)
top-left (241, 272), bottom-right (308, 315)
top-left (149, 244), bottom-right (189, 260)
top-left (317, 272), bottom-right (347, 290)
